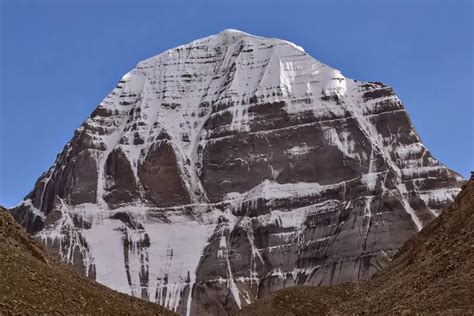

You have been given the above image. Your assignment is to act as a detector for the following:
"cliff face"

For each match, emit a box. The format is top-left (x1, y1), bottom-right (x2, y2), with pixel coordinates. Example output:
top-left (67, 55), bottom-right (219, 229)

top-left (10, 30), bottom-right (463, 315)
top-left (239, 175), bottom-right (474, 315)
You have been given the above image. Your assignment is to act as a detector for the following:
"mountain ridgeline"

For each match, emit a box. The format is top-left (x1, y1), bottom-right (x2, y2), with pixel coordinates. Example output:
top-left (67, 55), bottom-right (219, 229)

top-left (10, 30), bottom-right (463, 315)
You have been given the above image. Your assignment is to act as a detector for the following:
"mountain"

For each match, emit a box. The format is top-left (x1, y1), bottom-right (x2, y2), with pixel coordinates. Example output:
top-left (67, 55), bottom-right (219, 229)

top-left (9, 30), bottom-right (463, 315)
top-left (239, 174), bottom-right (474, 315)
top-left (0, 206), bottom-right (174, 314)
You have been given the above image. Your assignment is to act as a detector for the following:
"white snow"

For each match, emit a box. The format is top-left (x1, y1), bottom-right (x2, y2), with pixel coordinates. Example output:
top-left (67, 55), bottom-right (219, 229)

top-left (324, 128), bottom-right (357, 159)
top-left (362, 147), bottom-right (378, 191)
top-left (81, 217), bottom-right (131, 294)
top-left (321, 69), bottom-right (347, 97)
top-left (39, 203), bottom-right (217, 314)
top-left (286, 144), bottom-right (313, 157)
top-left (21, 199), bottom-right (45, 220)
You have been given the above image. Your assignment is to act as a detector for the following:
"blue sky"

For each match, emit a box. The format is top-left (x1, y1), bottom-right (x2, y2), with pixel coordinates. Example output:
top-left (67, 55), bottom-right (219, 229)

top-left (0, 0), bottom-right (472, 207)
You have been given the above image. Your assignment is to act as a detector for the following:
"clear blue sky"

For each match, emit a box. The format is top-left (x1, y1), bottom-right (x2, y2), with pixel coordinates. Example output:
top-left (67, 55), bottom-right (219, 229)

top-left (1, 0), bottom-right (472, 207)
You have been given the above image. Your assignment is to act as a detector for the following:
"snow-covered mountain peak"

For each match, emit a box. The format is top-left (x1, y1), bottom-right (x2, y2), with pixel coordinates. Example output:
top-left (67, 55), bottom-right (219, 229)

top-left (216, 29), bottom-right (305, 52)
top-left (137, 29), bottom-right (310, 73)
top-left (218, 28), bottom-right (250, 37)
top-left (11, 31), bottom-right (464, 316)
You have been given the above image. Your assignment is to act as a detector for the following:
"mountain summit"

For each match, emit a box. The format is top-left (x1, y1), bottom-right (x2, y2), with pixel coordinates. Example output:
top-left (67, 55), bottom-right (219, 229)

top-left (10, 30), bottom-right (463, 315)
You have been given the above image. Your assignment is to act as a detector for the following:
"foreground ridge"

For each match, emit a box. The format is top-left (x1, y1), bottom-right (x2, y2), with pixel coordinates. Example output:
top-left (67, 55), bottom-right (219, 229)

top-left (10, 30), bottom-right (463, 314)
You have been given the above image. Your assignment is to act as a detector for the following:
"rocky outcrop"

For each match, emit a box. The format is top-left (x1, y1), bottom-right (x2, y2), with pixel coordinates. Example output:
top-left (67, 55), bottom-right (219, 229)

top-left (104, 148), bottom-right (140, 207)
top-left (138, 141), bottom-right (191, 207)
top-left (10, 30), bottom-right (464, 315)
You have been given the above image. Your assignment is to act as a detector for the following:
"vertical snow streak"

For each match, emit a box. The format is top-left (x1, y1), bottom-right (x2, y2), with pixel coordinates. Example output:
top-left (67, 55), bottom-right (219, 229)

top-left (186, 281), bottom-right (194, 316)
top-left (225, 249), bottom-right (242, 309)
top-left (366, 147), bottom-right (377, 191)
top-left (397, 184), bottom-right (423, 231)
top-left (364, 196), bottom-right (374, 241)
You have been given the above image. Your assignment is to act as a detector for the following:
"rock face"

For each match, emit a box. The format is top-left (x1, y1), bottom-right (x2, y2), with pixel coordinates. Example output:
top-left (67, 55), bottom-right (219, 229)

top-left (238, 175), bottom-right (474, 315)
top-left (10, 30), bottom-right (464, 315)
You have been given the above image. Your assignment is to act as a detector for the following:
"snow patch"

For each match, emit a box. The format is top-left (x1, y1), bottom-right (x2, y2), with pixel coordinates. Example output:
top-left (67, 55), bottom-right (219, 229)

top-left (21, 199), bottom-right (45, 220)
top-left (286, 144), bottom-right (313, 157)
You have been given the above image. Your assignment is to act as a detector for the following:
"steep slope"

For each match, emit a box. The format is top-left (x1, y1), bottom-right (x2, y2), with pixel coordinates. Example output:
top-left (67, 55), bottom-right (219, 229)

top-left (239, 175), bottom-right (474, 315)
top-left (0, 206), bottom-right (175, 314)
top-left (10, 30), bottom-right (463, 315)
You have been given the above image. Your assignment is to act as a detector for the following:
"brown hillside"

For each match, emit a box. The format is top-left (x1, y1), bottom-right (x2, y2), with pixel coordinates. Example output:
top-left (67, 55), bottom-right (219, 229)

top-left (239, 176), bottom-right (474, 315)
top-left (0, 206), bottom-right (175, 315)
